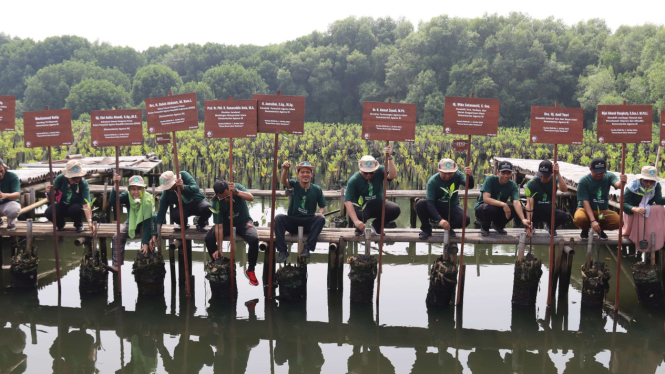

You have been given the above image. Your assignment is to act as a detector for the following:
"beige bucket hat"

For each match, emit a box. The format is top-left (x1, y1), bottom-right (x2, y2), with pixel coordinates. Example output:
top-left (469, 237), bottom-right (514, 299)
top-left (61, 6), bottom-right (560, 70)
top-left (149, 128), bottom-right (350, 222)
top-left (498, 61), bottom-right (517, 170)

top-left (128, 175), bottom-right (147, 188)
top-left (158, 171), bottom-right (177, 190)
top-left (358, 155), bottom-right (380, 173)
top-left (438, 158), bottom-right (457, 173)
top-left (63, 160), bottom-right (86, 178)
top-left (296, 161), bottom-right (315, 172)
top-left (640, 166), bottom-right (659, 182)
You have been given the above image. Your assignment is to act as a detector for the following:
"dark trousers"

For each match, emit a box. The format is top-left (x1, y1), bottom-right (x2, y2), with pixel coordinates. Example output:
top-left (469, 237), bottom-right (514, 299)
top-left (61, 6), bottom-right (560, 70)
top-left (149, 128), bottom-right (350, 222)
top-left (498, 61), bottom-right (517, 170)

top-left (170, 199), bottom-right (212, 227)
top-left (204, 222), bottom-right (259, 271)
top-left (415, 199), bottom-right (470, 233)
top-left (274, 214), bottom-right (326, 253)
top-left (45, 202), bottom-right (83, 229)
top-left (352, 201), bottom-right (401, 230)
top-left (530, 208), bottom-right (569, 228)
top-left (475, 203), bottom-right (517, 230)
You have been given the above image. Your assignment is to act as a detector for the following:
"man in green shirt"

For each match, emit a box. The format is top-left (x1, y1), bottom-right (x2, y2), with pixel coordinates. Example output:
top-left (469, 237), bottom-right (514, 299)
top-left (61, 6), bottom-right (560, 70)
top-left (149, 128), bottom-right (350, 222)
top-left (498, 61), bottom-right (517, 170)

top-left (525, 160), bottom-right (569, 237)
top-left (573, 157), bottom-right (626, 240)
top-left (204, 180), bottom-right (260, 286)
top-left (344, 145), bottom-right (400, 236)
top-left (275, 161), bottom-right (327, 262)
top-left (416, 158), bottom-right (474, 239)
top-left (0, 157), bottom-right (20, 231)
top-left (45, 160), bottom-right (96, 234)
top-left (156, 170), bottom-right (211, 232)
top-left (475, 161), bottom-right (530, 236)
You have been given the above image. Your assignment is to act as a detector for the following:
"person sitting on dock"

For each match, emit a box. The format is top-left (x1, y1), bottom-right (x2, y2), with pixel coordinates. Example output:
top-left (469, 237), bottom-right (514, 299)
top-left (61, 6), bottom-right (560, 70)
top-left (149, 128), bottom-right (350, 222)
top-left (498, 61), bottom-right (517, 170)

top-left (45, 160), bottom-right (96, 234)
top-left (156, 170), bottom-right (211, 232)
top-left (621, 165), bottom-right (665, 253)
top-left (0, 158), bottom-right (21, 231)
top-left (573, 157), bottom-right (626, 240)
top-left (274, 161), bottom-right (327, 262)
top-left (475, 161), bottom-right (530, 236)
top-left (344, 145), bottom-right (400, 236)
top-left (204, 180), bottom-right (260, 286)
top-left (525, 160), bottom-right (569, 237)
top-left (416, 158), bottom-right (474, 240)
top-left (108, 174), bottom-right (158, 273)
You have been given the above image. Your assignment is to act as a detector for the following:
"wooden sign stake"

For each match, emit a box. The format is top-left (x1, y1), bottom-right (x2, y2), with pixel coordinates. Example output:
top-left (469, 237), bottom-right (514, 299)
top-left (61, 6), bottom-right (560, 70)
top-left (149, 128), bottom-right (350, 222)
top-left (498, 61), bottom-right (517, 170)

top-left (169, 93), bottom-right (192, 297)
top-left (114, 106), bottom-right (122, 294)
top-left (267, 93), bottom-right (281, 300)
top-left (229, 118), bottom-right (235, 299)
top-left (376, 139), bottom-right (389, 304)
top-left (546, 102), bottom-right (559, 308)
top-left (456, 92), bottom-right (475, 306)
top-left (46, 106), bottom-right (62, 291)
top-left (614, 100), bottom-right (628, 313)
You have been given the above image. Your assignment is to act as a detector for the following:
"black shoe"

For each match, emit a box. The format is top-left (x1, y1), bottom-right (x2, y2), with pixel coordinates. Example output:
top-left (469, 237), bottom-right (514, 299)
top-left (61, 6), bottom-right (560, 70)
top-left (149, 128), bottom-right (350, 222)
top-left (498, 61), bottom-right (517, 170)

top-left (277, 251), bottom-right (289, 263)
top-left (173, 224), bottom-right (191, 232)
top-left (599, 231), bottom-right (608, 241)
top-left (448, 229), bottom-right (457, 238)
top-left (57, 227), bottom-right (66, 232)
top-left (580, 230), bottom-right (589, 240)
top-left (245, 298), bottom-right (259, 312)
top-left (371, 223), bottom-right (381, 235)
top-left (419, 231), bottom-right (431, 240)
top-left (355, 228), bottom-right (363, 236)
top-left (196, 224), bottom-right (207, 233)
top-left (76, 226), bottom-right (84, 233)
top-left (491, 222), bottom-right (507, 235)
top-left (300, 248), bottom-right (311, 258)
top-left (6, 224), bottom-right (16, 231)
top-left (480, 227), bottom-right (490, 236)
top-left (544, 224), bottom-right (557, 237)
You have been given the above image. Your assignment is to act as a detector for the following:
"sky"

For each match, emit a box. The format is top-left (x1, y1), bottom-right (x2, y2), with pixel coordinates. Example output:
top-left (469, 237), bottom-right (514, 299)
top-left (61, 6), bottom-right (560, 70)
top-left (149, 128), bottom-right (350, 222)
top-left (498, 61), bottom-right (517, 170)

top-left (2, 0), bottom-right (663, 51)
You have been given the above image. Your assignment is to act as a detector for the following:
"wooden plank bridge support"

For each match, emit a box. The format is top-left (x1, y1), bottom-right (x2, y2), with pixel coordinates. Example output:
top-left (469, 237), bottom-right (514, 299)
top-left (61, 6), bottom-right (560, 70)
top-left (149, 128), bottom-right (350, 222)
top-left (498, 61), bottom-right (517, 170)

top-left (410, 197), bottom-right (418, 229)
top-left (557, 239), bottom-right (575, 299)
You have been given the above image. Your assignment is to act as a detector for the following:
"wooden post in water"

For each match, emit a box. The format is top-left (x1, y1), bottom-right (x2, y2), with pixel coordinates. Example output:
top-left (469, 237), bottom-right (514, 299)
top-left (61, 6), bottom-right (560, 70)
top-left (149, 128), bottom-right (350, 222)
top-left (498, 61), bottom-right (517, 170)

top-left (114, 144), bottom-right (122, 293)
top-left (546, 103), bottom-right (559, 307)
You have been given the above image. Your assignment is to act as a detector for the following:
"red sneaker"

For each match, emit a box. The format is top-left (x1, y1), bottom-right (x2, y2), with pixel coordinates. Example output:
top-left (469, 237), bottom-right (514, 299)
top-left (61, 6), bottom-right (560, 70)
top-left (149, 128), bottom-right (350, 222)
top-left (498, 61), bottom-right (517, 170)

top-left (245, 270), bottom-right (259, 286)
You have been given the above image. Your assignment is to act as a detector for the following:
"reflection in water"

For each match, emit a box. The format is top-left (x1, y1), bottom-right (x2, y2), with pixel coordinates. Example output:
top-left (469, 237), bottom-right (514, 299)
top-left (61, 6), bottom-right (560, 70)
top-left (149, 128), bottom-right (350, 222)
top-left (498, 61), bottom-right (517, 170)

top-left (274, 300), bottom-right (324, 373)
top-left (0, 324), bottom-right (27, 373)
top-left (50, 328), bottom-right (97, 374)
top-left (347, 303), bottom-right (395, 374)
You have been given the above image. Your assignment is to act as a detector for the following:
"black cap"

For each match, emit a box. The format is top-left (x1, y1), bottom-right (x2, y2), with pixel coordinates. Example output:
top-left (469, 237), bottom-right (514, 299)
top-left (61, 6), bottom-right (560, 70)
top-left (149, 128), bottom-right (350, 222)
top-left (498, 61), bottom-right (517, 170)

top-left (590, 157), bottom-right (606, 173)
top-left (537, 160), bottom-right (553, 178)
top-left (498, 161), bottom-right (513, 172)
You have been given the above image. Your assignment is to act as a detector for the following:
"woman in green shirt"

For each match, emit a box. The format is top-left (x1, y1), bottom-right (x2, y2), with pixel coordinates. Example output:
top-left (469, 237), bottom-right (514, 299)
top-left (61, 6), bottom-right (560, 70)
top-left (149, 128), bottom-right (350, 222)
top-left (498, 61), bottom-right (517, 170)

top-left (45, 160), bottom-right (95, 233)
top-left (621, 165), bottom-right (665, 254)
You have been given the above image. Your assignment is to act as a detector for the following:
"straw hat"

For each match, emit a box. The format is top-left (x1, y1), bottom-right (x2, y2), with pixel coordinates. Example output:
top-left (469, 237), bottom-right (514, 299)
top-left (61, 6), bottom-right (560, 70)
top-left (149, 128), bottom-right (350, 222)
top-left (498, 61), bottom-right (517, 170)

top-left (63, 160), bottom-right (86, 178)
top-left (128, 175), bottom-right (147, 188)
top-left (437, 158), bottom-right (457, 173)
top-left (640, 166), bottom-right (659, 182)
top-left (358, 155), bottom-right (379, 173)
top-left (158, 171), bottom-right (177, 190)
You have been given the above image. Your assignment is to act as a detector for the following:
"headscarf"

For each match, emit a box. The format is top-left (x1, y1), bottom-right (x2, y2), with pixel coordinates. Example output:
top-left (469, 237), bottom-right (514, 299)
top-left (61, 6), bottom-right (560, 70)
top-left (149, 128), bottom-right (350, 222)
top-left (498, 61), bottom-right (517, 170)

top-left (627, 179), bottom-right (656, 218)
top-left (128, 189), bottom-right (155, 239)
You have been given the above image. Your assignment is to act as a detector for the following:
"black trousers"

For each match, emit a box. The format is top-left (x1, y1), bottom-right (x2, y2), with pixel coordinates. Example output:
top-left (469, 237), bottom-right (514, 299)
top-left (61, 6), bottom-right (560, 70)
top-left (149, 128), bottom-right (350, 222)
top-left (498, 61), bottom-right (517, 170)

top-left (170, 199), bottom-right (212, 227)
top-left (204, 222), bottom-right (259, 271)
top-left (352, 201), bottom-right (401, 230)
top-left (274, 214), bottom-right (326, 253)
top-left (45, 202), bottom-right (83, 229)
top-left (475, 203), bottom-right (518, 230)
top-left (415, 199), bottom-right (470, 233)
top-left (529, 208), bottom-right (569, 228)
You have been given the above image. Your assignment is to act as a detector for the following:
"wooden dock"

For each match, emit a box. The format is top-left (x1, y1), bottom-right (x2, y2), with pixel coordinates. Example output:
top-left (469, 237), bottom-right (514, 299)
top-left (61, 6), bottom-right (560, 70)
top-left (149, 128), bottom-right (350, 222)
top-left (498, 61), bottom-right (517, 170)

top-left (0, 222), bottom-right (631, 246)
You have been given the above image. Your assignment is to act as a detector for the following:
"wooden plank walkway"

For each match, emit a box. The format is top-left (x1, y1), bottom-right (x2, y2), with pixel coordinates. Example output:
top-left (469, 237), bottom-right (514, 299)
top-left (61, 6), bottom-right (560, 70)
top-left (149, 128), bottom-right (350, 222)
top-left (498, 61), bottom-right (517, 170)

top-left (0, 222), bottom-right (631, 246)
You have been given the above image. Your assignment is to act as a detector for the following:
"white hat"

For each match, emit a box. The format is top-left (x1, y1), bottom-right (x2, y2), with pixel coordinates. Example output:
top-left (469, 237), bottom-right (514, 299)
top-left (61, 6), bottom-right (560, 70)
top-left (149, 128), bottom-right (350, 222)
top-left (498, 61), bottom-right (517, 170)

top-left (158, 171), bottom-right (177, 190)
top-left (438, 158), bottom-right (457, 173)
top-left (358, 155), bottom-right (379, 173)
top-left (128, 175), bottom-right (147, 188)
top-left (640, 166), bottom-right (659, 182)
top-left (63, 160), bottom-right (86, 178)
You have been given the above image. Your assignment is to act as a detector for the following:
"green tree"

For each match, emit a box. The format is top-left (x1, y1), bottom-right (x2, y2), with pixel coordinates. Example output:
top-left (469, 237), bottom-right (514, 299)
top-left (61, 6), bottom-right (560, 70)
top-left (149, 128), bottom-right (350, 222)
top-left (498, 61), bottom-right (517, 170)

top-left (172, 81), bottom-right (214, 121)
top-left (131, 65), bottom-right (183, 105)
top-left (202, 63), bottom-right (268, 100)
top-left (94, 44), bottom-right (145, 76)
top-left (65, 78), bottom-right (131, 119)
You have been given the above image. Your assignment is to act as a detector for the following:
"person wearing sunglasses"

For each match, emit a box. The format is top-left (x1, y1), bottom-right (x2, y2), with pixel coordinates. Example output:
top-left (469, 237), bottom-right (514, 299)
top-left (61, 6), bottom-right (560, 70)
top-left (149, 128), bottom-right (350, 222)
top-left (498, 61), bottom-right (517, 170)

top-left (344, 145), bottom-right (400, 236)
top-left (156, 170), bottom-right (211, 233)
top-left (274, 161), bottom-right (327, 262)
top-left (622, 165), bottom-right (665, 255)
top-left (0, 157), bottom-right (20, 231)
top-left (204, 179), bottom-right (260, 286)
top-left (45, 159), bottom-right (95, 234)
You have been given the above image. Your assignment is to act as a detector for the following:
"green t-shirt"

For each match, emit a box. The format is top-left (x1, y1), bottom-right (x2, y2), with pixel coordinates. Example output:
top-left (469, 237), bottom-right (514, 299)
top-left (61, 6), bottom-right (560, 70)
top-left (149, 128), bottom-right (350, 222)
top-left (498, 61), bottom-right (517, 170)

top-left (425, 171), bottom-right (468, 207)
top-left (156, 171), bottom-right (206, 224)
top-left (0, 170), bottom-right (20, 203)
top-left (344, 165), bottom-right (389, 207)
top-left (525, 178), bottom-right (555, 212)
top-left (287, 179), bottom-right (327, 217)
top-left (211, 184), bottom-right (252, 226)
top-left (53, 173), bottom-right (90, 205)
top-left (576, 173), bottom-right (619, 211)
top-left (475, 175), bottom-right (519, 210)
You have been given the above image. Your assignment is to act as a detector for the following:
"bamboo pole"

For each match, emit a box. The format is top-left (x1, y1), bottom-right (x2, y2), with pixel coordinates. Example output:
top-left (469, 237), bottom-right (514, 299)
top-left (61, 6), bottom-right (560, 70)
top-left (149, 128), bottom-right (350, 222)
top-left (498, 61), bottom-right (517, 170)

top-left (172, 130), bottom-right (191, 297)
top-left (115, 145), bottom-right (122, 293)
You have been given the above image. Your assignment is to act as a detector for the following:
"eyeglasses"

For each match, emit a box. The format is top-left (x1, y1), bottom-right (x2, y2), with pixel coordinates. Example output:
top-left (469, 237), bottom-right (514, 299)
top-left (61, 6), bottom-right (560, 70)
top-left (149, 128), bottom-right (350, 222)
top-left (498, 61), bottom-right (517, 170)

top-left (362, 171), bottom-right (375, 176)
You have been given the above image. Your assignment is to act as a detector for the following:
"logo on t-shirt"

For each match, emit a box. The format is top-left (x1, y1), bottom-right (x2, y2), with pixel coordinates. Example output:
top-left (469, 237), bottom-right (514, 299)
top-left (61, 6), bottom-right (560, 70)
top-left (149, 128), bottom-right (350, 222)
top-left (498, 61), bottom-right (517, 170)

top-left (298, 196), bottom-right (308, 214)
top-left (593, 189), bottom-right (605, 204)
